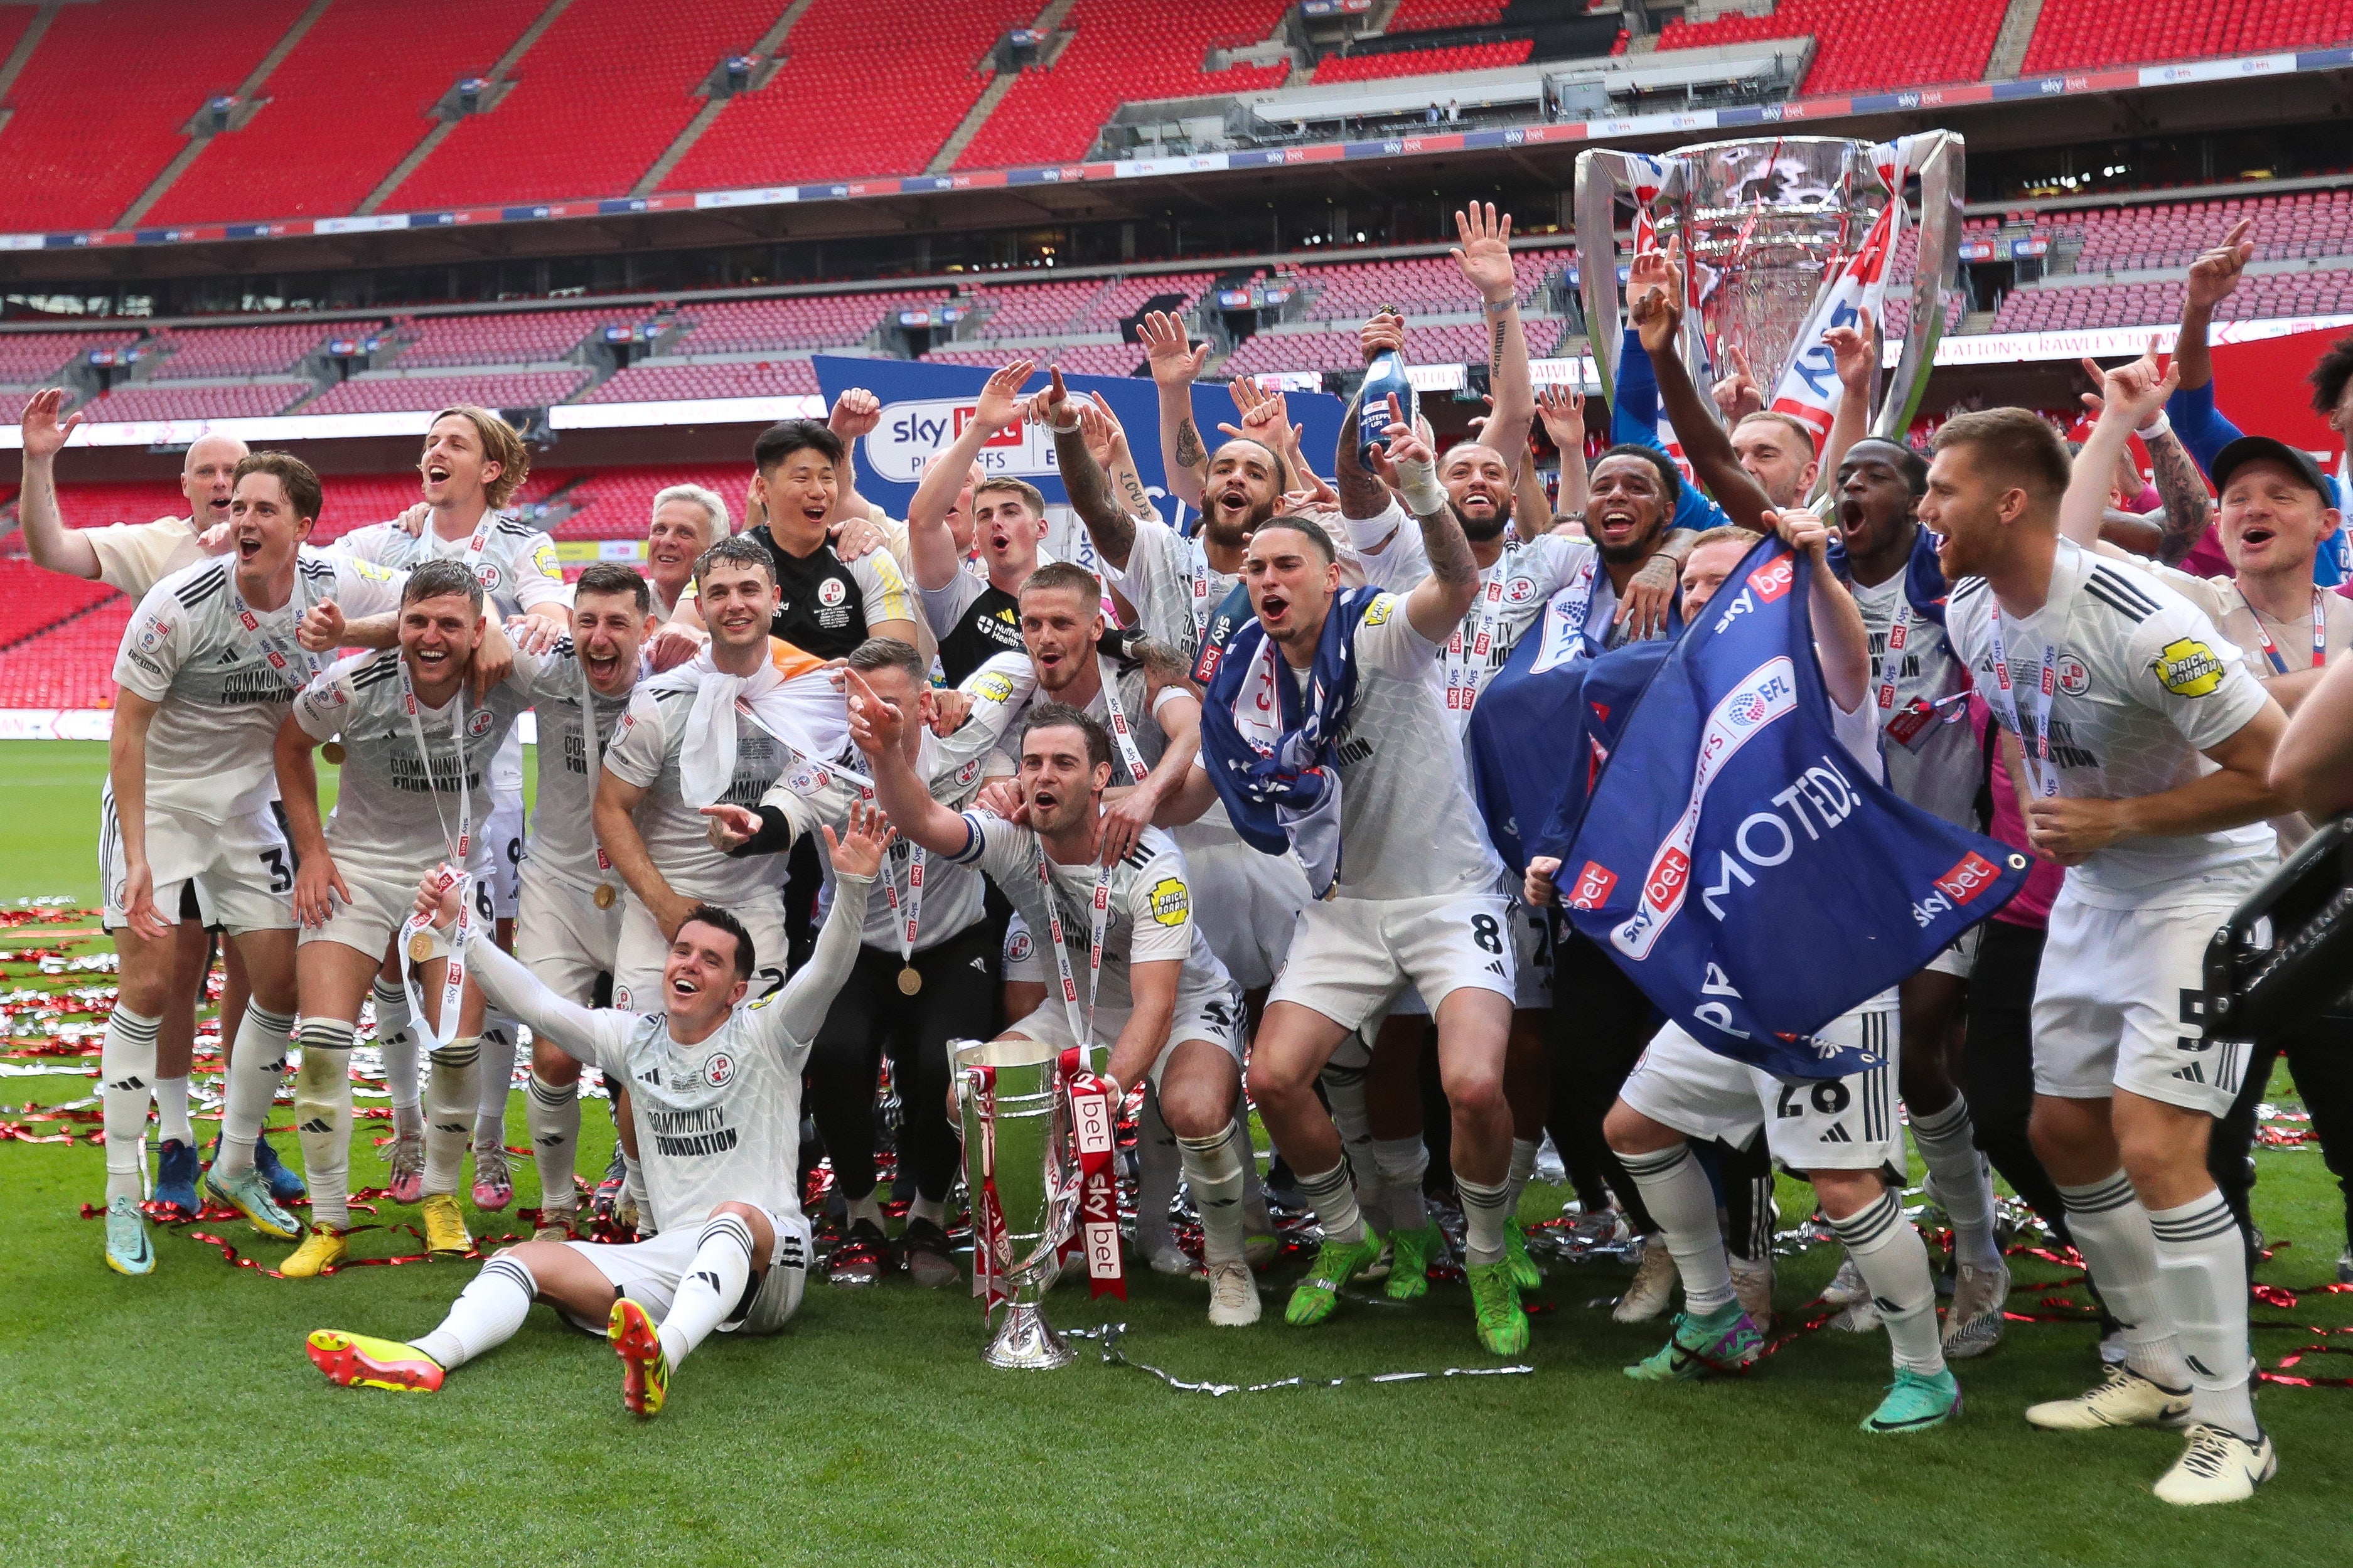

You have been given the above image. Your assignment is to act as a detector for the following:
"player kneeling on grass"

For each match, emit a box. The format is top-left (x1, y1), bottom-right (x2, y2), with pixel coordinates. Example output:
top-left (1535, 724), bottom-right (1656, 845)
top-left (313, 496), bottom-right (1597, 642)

top-left (1535, 505), bottom-right (1963, 1436)
top-left (307, 806), bottom-right (886, 1417)
top-left (847, 681), bottom-right (1263, 1328)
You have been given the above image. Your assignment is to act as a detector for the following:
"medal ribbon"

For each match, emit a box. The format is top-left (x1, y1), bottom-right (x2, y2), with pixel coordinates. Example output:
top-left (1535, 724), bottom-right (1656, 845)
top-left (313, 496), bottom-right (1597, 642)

top-left (966, 1064), bottom-right (1010, 1311)
top-left (1983, 600), bottom-right (2060, 800)
top-left (2249, 590), bottom-right (2327, 675)
top-left (1095, 656), bottom-right (1153, 786)
top-left (1875, 599), bottom-right (1914, 715)
top-left (396, 660), bottom-right (476, 1047)
top-left (1443, 553), bottom-right (1510, 713)
top-left (228, 570), bottom-right (326, 691)
top-left (1056, 1045), bottom-right (1127, 1300)
top-left (577, 647), bottom-right (615, 878)
top-left (1036, 836), bottom-right (1113, 1070)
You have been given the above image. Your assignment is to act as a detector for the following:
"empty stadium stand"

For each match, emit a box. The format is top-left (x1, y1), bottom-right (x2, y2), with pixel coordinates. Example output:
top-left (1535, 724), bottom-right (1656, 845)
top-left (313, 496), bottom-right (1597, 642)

top-left (0, 599), bottom-right (134, 708)
top-left (953, 0), bottom-right (1294, 170)
top-left (665, 0), bottom-right (1028, 190)
top-left (1219, 317), bottom-right (1569, 375)
top-left (0, 562), bottom-right (121, 653)
top-left (1310, 40), bottom-right (1534, 83)
top-left (2051, 189), bottom-right (2353, 274)
top-left (919, 341), bottom-right (1145, 375)
top-left (1385, 0), bottom-right (1508, 27)
top-left (2020, 0), bottom-right (2353, 75)
top-left (303, 370), bottom-right (591, 415)
top-left (1990, 265), bottom-right (2353, 332)
top-left (1296, 248), bottom-right (1567, 323)
top-left (144, 0), bottom-right (548, 225)
top-left (550, 463), bottom-right (752, 540)
top-left (671, 291), bottom-right (947, 353)
top-left (0, 0), bottom-right (310, 232)
top-left (37, 481), bottom-right (190, 533)
top-left (80, 382), bottom-right (313, 422)
top-left (1654, 0), bottom-right (2005, 95)
top-left (0, 333), bottom-right (138, 384)
top-left (394, 309), bottom-right (624, 368)
top-left (584, 360), bottom-right (820, 402)
top-left (385, 0), bottom-right (787, 211)
top-left (147, 323), bottom-right (372, 379)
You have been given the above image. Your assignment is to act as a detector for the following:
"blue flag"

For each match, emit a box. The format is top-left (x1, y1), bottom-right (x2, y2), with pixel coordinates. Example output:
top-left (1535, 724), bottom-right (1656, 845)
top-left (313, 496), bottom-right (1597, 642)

top-left (1467, 601), bottom-right (1676, 875)
top-left (1558, 538), bottom-right (2029, 1079)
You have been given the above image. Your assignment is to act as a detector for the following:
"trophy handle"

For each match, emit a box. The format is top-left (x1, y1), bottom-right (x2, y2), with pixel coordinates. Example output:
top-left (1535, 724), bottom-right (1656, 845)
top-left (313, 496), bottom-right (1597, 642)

top-left (1573, 150), bottom-right (1632, 395)
top-left (1877, 131), bottom-right (1964, 444)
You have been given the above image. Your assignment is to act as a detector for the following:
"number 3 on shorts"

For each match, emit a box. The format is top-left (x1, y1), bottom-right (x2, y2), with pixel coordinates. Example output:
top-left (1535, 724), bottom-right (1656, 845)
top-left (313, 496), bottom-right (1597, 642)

top-left (259, 846), bottom-right (292, 893)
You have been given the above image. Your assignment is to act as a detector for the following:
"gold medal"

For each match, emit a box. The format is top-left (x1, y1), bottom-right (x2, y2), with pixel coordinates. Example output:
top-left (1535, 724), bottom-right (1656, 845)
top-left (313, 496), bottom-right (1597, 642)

top-left (592, 883), bottom-right (617, 910)
top-left (897, 966), bottom-right (923, 996)
top-left (321, 741), bottom-right (346, 765)
top-left (407, 931), bottom-right (436, 964)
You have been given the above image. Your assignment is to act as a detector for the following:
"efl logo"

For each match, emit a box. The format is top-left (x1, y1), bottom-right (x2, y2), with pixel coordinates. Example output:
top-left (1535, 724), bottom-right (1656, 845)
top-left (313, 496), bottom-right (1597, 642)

top-left (1747, 556), bottom-right (1794, 602)
top-left (1933, 851), bottom-right (2000, 905)
top-left (1569, 860), bottom-right (1619, 909)
top-left (953, 403), bottom-right (1024, 450)
top-left (1643, 847), bottom-right (1688, 909)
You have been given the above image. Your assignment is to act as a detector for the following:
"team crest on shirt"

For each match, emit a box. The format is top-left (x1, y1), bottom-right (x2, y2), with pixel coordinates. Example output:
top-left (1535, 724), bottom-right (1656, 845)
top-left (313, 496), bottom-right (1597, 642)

top-left (475, 562), bottom-right (503, 592)
top-left (468, 710), bottom-right (495, 736)
top-left (2152, 637), bottom-right (2225, 697)
top-left (1005, 928), bottom-right (1034, 964)
top-left (2057, 654), bottom-right (2090, 695)
top-left (136, 615), bottom-right (171, 652)
top-left (1148, 877), bottom-right (1190, 927)
top-left (704, 1052), bottom-right (736, 1087)
top-left (818, 579), bottom-right (847, 608)
top-left (972, 671), bottom-right (1016, 703)
top-left (1504, 575), bottom-right (1537, 605)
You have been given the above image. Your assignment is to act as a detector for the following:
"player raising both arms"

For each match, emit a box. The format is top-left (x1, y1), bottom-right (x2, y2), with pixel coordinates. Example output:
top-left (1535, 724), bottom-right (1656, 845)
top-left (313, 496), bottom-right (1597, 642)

top-left (1934, 403), bottom-right (2288, 1505)
top-left (303, 806), bottom-right (886, 1416)
top-left (852, 692), bottom-right (1261, 1327)
top-left (99, 453), bottom-right (407, 1273)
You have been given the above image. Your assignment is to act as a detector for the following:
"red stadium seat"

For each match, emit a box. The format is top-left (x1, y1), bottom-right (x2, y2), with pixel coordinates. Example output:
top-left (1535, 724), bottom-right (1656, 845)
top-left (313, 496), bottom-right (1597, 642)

top-left (2020, 0), bottom-right (2353, 74)
top-left (1311, 40), bottom-right (1535, 83)
top-left (1654, 0), bottom-right (2003, 95)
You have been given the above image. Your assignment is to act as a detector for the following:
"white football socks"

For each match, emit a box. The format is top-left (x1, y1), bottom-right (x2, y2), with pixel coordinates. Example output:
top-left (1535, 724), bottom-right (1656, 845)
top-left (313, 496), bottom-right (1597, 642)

top-left (293, 1018), bottom-right (356, 1230)
top-left (423, 1037), bottom-right (480, 1197)
top-left (843, 1190), bottom-right (884, 1228)
top-left (1294, 1158), bottom-right (1366, 1247)
top-left (1618, 1141), bottom-right (1734, 1313)
top-left (371, 976), bottom-right (421, 1128)
top-left (153, 1077), bottom-right (194, 1148)
top-left (2059, 1171), bottom-right (2190, 1390)
top-left (2150, 1188), bottom-right (2259, 1439)
top-left (1132, 1091), bottom-right (1181, 1254)
top-left (1506, 1135), bottom-right (1539, 1226)
top-left (213, 1005), bottom-right (294, 1180)
top-left (1457, 1173), bottom-right (1513, 1268)
top-left (660, 1212), bottom-right (757, 1367)
top-left (475, 1016), bottom-right (518, 1150)
top-left (1828, 1187), bottom-right (1945, 1376)
top-left (525, 1072), bottom-right (581, 1216)
top-left (1910, 1096), bottom-right (2003, 1272)
top-left (100, 1006), bottom-right (161, 1205)
top-left (1319, 1061), bottom-right (1389, 1234)
top-left (1371, 1136), bottom-right (1430, 1230)
top-left (412, 1253), bottom-right (537, 1370)
top-left (1177, 1121), bottom-right (1249, 1267)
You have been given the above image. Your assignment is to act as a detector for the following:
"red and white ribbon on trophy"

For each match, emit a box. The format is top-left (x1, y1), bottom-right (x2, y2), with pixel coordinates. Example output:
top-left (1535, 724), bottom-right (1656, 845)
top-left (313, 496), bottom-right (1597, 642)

top-left (1058, 1046), bottom-right (1127, 1301)
top-left (966, 1065), bottom-right (1013, 1313)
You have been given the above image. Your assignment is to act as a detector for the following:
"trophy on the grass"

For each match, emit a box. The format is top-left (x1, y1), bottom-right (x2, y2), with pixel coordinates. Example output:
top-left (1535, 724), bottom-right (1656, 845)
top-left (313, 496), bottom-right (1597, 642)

top-left (954, 1035), bottom-right (1081, 1370)
top-left (1573, 131), bottom-right (1964, 446)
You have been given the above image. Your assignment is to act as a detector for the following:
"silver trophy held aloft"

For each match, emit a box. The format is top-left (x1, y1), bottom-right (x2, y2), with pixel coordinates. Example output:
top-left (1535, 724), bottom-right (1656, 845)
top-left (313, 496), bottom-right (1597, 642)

top-left (955, 1036), bottom-right (1081, 1370)
top-left (1574, 131), bottom-right (1964, 444)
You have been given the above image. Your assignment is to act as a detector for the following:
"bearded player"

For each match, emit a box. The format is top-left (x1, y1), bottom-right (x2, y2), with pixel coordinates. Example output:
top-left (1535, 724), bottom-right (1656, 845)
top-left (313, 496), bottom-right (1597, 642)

top-left (303, 805), bottom-right (886, 1416)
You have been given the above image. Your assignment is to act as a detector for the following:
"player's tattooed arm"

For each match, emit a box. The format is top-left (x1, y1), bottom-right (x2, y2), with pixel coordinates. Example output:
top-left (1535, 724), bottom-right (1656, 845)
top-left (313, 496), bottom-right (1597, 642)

top-left (2147, 422), bottom-right (2214, 565)
top-left (1334, 408), bottom-right (1393, 523)
top-left (1039, 368), bottom-right (1139, 568)
top-left (1366, 394), bottom-right (1479, 640)
top-left (1140, 309), bottom-right (1211, 509)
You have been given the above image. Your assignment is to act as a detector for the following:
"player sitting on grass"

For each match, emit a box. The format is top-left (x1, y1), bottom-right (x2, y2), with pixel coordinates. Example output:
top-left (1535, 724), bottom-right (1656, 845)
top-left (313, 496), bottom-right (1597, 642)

top-left (304, 804), bottom-right (886, 1417)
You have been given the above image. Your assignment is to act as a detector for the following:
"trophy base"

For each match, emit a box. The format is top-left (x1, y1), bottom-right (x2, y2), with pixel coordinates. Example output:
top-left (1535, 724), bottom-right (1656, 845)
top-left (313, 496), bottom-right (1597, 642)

top-left (983, 1301), bottom-right (1075, 1370)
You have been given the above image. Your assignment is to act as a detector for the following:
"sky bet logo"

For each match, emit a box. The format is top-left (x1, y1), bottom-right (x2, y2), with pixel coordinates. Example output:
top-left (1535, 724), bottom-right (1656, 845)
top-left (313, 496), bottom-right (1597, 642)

top-left (871, 398), bottom-right (1060, 483)
top-left (1912, 850), bottom-right (2000, 927)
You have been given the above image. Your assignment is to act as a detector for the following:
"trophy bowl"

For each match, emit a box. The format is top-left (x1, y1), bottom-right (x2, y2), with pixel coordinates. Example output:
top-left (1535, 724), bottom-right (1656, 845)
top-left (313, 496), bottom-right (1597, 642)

top-left (953, 1036), bottom-right (1081, 1370)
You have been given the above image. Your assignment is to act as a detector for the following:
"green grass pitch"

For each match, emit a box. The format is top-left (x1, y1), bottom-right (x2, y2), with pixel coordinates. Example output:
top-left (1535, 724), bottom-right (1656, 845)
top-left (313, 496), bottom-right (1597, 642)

top-left (2, 740), bottom-right (2347, 1565)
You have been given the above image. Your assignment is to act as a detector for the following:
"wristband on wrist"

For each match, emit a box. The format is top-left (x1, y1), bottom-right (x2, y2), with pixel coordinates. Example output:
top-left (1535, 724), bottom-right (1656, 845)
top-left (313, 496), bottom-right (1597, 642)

top-left (1482, 296), bottom-right (1514, 315)
top-left (2135, 412), bottom-right (2171, 440)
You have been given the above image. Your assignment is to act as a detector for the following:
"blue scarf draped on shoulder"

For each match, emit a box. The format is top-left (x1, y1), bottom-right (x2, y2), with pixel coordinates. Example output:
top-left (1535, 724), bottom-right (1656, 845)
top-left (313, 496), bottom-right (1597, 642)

top-left (1826, 525), bottom-right (1948, 626)
top-left (1198, 583), bottom-right (1383, 897)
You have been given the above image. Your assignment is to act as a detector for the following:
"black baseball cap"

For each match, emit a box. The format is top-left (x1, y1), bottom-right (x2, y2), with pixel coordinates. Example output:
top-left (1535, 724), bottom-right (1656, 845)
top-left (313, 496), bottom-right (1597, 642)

top-left (2211, 434), bottom-right (2330, 500)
